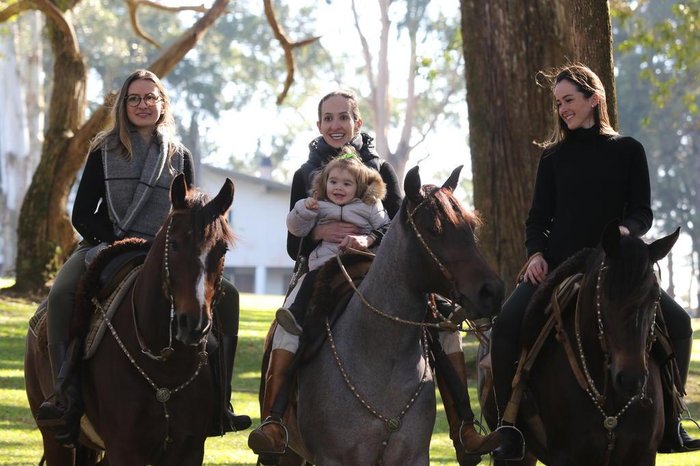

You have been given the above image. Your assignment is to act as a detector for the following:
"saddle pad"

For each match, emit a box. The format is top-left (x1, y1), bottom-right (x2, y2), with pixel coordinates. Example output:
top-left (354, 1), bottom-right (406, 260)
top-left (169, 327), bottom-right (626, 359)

top-left (83, 265), bottom-right (142, 359)
top-left (28, 300), bottom-right (48, 338)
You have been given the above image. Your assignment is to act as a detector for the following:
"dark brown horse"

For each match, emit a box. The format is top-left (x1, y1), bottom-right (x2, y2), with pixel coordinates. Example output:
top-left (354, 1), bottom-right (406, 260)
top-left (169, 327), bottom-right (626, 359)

top-left (25, 174), bottom-right (235, 465)
top-left (479, 222), bottom-right (680, 466)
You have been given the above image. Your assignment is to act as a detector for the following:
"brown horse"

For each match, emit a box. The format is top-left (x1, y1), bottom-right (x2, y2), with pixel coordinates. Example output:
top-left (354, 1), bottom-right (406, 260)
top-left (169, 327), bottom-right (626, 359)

top-left (25, 174), bottom-right (235, 465)
top-left (479, 222), bottom-right (680, 466)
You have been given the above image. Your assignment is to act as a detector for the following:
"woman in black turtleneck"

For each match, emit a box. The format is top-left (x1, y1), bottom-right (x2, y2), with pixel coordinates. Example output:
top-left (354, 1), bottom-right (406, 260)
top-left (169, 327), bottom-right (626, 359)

top-left (491, 64), bottom-right (698, 460)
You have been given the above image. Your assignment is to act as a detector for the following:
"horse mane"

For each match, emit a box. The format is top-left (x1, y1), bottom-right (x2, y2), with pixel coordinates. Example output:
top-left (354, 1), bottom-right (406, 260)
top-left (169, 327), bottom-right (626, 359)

top-left (185, 190), bottom-right (236, 248)
top-left (603, 235), bottom-right (656, 304)
top-left (406, 184), bottom-right (482, 235)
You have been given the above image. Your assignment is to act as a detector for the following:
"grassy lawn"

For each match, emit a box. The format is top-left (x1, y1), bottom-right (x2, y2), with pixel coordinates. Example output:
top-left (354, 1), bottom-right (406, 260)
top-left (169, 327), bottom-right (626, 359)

top-left (1, 284), bottom-right (699, 465)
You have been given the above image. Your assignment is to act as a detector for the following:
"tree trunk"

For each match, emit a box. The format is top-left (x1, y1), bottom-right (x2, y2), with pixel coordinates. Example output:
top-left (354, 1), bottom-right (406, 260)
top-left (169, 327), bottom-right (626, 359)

top-left (0, 23), bottom-right (30, 276)
top-left (460, 0), bottom-right (614, 290)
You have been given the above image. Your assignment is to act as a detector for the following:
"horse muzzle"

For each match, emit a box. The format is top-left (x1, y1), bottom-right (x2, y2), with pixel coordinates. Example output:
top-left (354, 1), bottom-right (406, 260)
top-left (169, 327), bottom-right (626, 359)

top-left (458, 279), bottom-right (505, 321)
top-left (175, 312), bottom-right (211, 346)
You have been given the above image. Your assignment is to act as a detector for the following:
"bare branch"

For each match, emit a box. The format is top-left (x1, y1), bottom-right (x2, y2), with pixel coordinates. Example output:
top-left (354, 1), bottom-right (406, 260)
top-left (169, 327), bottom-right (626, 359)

top-left (0, 1), bottom-right (33, 22)
top-left (126, 0), bottom-right (208, 49)
top-left (148, 0), bottom-right (229, 77)
top-left (351, 0), bottom-right (375, 97)
top-left (263, 0), bottom-right (321, 105)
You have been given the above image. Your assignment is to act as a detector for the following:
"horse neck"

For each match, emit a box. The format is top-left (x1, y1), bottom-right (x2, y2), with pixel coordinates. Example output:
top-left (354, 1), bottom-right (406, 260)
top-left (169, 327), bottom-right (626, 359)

top-left (131, 239), bottom-right (172, 342)
top-left (340, 233), bottom-right (427, 349)
top-left (574, 267), bottom-right (610, 383)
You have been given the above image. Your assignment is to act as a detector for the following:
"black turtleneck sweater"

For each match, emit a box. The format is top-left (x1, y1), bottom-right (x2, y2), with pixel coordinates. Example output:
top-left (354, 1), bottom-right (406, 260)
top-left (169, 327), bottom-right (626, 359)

top-left (525, 125), bottom-right (652, 268)
top-left (286, 132), bottom-right (402, 260)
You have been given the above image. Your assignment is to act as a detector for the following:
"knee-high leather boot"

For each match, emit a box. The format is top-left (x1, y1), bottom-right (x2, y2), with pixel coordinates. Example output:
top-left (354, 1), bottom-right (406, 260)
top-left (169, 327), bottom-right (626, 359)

top-left (208, 335), bottom-right (252, 436)
top-left (36, 339), bottom-right (84, 447)
top-left (667, 336), bottom-right (700, 451)
top-left (436, 351), bottom-right (502, 462)
top-left (491, 336), bottom-right (526, 461)
top-left (248, 349), bottom-right (296, 459)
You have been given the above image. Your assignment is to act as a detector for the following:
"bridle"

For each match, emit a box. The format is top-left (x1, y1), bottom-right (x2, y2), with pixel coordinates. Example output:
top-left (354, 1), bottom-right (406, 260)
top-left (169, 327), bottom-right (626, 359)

top-left (335, 195), bottom-right (468, 330)
top-left (574, 260), bottom-right (659, 462)
top-left (325, 193), bottom-right (469, 461)
top-left (93, 215), bottom-right (224, 451)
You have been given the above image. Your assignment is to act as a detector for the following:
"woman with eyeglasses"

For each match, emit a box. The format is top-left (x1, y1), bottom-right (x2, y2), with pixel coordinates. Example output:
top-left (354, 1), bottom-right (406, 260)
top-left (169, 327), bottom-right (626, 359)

top-left (35, 69), bottom-right (251, 446)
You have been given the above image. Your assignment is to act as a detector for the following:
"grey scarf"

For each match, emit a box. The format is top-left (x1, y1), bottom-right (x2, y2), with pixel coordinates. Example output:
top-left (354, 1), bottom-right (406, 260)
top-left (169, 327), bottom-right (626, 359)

top-left (103, 130), bottom-right (184, 240)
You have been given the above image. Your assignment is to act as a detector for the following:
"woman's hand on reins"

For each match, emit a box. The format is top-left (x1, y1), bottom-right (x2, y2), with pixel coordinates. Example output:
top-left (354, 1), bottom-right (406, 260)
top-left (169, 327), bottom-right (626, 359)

top-left (523, 253), bottom-right (548, 285)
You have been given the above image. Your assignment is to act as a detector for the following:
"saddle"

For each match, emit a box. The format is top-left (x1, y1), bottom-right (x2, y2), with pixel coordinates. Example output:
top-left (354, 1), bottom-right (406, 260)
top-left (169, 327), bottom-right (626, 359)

top-left (73, 239), bottom-right (149, 357)
top-left (300, 253), bottom-right (374, 361)
top-left (503, 267), bottom-right (685, 447)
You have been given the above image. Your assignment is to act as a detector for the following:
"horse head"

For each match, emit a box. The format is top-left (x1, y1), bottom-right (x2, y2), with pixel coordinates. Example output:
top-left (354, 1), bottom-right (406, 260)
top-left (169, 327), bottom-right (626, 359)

top-left (597, 221), bottom-right (679, 397)
top-left (163, 174), bottom-right (235, 346)
top-left (403, 165), bottom-right (504, 321)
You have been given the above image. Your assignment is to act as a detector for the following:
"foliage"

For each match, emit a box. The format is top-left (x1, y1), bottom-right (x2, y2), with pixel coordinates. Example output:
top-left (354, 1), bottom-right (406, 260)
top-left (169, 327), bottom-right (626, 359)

top-left (612, 0), bottom-right (699, 306)
top-left (614, 0), bottom-right (700, 113)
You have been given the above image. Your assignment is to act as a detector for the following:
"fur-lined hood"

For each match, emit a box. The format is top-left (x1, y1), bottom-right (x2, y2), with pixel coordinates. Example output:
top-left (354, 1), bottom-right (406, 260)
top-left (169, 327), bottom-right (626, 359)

top-left (310, 164), bottom-right (387, 206)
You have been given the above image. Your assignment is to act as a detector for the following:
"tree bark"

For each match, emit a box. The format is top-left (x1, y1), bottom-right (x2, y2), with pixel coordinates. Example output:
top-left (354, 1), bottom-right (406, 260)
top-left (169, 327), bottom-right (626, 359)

top-left (460, 0), bottom-right (614, 290)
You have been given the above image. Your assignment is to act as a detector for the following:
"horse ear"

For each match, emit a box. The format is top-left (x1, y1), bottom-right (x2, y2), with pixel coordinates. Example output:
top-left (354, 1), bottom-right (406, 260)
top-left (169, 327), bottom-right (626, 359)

top-left (648, 227), bottom-right (680, 263)
top-left (441, 165), bottom-right (463, 192)
top-left (171, 173), bottom-right (188, 209)
top-left (404, 165), bottom-right (422, 202)
top-left (601, 219), bottom-right (621, 258)
top-left (211, 178), bottom-right (235, 216)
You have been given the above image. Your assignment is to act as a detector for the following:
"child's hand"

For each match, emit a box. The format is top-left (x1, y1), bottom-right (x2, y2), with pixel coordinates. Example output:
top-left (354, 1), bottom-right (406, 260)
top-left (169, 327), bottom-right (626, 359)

top-left (304, 198), bottom-right (319, 210)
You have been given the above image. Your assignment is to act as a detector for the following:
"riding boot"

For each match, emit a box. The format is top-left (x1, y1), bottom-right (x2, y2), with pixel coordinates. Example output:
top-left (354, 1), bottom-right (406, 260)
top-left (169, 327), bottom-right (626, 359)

top-left (248, 349), bottom-right (295, 459)
top-left (491, 335), bottom-right (526, 460)
top-left (436, 350), bottom-right (502, 461)
top-left (663, 336), bottom-right (700, 451)
top-left (36, 340), bottom-right (84, 447)
top-left (208, 335), bottom-right (252, 436)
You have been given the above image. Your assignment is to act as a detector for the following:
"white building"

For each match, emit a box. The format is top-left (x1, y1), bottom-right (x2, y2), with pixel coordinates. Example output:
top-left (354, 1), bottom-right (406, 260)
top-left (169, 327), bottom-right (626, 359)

top-left (198, 164), bottom-right (294, 295)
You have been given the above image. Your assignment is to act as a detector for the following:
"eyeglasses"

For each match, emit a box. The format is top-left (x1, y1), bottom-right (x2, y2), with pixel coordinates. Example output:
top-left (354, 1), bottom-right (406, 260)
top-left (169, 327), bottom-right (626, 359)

top-left (125, 93), bottom-right (162, 107)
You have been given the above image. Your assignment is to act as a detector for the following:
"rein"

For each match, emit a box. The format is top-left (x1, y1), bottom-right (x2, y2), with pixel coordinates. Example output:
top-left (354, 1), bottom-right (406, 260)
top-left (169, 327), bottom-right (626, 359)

top-left (573, 261), bottom-right (659, 461)
top-left (91, 216), bottom-right (223, 451)
top-left (323, 195), bottom-right (462, 462)
top-left (94, 301), bottom-right (208, 451)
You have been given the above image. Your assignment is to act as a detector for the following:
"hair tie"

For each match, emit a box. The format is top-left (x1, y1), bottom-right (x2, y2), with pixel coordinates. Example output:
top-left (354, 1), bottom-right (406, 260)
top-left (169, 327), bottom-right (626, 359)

top-left (338, 152), bottom-right (357, 160)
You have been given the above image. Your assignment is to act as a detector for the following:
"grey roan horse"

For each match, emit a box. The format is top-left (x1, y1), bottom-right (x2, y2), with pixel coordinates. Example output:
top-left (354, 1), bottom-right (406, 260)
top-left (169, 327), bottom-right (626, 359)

top-left (294, 166), bottom-right (504, 465)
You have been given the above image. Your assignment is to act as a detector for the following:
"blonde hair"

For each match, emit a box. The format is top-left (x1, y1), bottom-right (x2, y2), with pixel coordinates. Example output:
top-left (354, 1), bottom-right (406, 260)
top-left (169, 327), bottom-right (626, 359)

top-left (311, 145), bottom-right (386, 204)
top-left (90, 69), bottom-right (181, 159)
top-left (536, 63), bottom-right (617, 149)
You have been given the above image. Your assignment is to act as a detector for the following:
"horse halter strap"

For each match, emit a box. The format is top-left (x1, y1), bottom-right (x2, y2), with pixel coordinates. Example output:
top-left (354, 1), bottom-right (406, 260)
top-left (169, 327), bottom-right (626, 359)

top-left (407, 198), bottom-right (457, 291)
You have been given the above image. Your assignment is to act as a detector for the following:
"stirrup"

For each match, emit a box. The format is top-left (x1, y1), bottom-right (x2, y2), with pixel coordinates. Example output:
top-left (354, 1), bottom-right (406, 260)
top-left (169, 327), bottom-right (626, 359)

top-left (457, 419), bottom-right (488, 448)
top-left (492, 424), bottom-right (525, 461)
top-left (248, 417), bottom-right (289, 456)
top-left (678, 416), bottom-right (700, 451)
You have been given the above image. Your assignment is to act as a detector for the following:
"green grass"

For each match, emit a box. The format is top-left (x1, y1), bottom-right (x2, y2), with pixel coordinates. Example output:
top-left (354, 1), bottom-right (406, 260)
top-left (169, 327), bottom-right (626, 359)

top-left (1, 288), bottom-right (700, 465)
